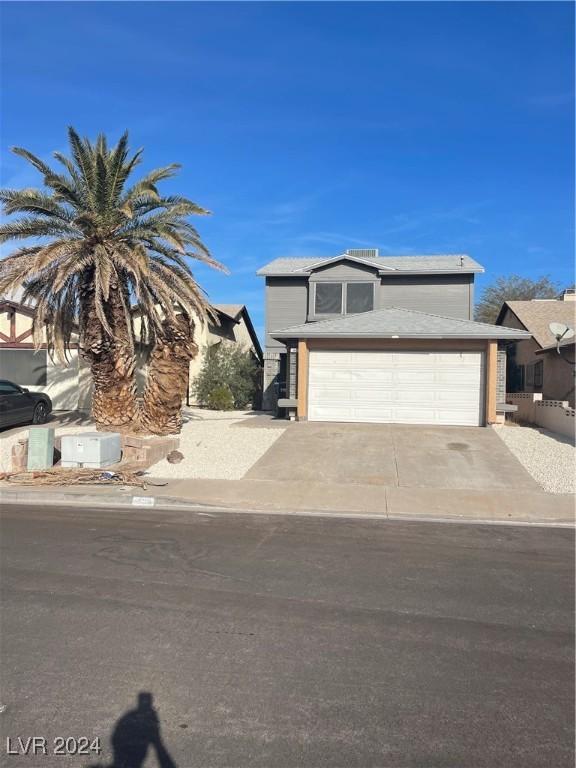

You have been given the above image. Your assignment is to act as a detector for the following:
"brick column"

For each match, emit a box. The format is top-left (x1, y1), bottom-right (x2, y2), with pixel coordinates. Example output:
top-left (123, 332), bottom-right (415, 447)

top-left (496, 343), bottom-right (507, 404)
top-left (288, 346), bottom-right (298, 399)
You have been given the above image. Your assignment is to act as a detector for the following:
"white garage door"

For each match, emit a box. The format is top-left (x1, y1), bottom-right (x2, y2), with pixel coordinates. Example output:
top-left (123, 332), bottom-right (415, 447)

top-left (308, 350), bottom-right (484, 426)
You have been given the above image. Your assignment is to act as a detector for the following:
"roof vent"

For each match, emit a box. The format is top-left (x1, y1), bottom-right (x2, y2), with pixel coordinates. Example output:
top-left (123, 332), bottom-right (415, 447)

top-left (346, 249), bottom-right (379, 259)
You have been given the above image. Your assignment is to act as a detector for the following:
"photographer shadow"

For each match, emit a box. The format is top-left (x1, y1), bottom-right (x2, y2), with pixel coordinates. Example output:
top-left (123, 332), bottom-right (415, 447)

top-left (88, 692), bottom-right (177, 768)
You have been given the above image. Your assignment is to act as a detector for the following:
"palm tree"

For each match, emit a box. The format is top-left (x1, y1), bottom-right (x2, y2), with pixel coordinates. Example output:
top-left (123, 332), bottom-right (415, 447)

top-left (0, 128), bottom-right (225, 432)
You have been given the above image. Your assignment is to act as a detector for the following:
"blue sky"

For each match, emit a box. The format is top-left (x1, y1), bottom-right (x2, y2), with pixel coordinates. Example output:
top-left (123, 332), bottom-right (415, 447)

top-left (1, 1), bottom-right (574, 341)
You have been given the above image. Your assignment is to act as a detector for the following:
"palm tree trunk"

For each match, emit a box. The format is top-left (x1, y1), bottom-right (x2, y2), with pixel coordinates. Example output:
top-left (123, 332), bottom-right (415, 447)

top-left (79, 272), bottom-right (139, 429)
top-left (140, 315), bottom-right (197, 435)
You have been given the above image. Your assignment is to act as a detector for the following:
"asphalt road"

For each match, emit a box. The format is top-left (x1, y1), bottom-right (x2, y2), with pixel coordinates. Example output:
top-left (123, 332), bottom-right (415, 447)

top-left (0, 504), bottom-right (574, 768)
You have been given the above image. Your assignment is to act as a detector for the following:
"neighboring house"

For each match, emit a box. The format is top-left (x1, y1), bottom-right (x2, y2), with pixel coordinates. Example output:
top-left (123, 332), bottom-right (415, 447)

top-left (132, 303), bottom-right (263, 405)
top-left (257, 249), bottom-right (529, 426)
top-left (187, 304), bottom-right (263, 404)
top-left (0, 297), bottom-right (91, 410)
top-left (495, 291), bottom-right (576, 407)
top-left (0, 297), bottom-right (262, 413)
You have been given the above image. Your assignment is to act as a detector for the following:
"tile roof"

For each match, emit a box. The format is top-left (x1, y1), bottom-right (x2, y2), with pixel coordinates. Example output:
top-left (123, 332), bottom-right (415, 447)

top-left (499, 300), bottom-right (576, 348)
top-left (271, 307), bottom-right (530, 341)
top-left (257, 253), bottom-right (484, 276)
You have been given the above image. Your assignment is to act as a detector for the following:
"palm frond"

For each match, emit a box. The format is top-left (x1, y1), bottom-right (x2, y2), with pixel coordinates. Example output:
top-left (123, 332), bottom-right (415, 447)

top-left (0, 216), bottom-right (78, 242)
top-left (0, 189), bottom-right (74, 221)
top-left (2, 129), bottom-right (222, 359)
top-left (11, 147), bottom-right (56, 176)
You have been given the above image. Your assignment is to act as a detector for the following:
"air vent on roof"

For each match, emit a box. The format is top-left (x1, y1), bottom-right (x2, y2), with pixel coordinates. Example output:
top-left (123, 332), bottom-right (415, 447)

top-left (346, 249), bottom-right (379, 259)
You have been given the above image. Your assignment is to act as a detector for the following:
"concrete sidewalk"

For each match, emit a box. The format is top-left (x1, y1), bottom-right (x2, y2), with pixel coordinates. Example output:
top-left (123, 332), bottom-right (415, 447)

top-left (2, 475), bottom-right (573, 525)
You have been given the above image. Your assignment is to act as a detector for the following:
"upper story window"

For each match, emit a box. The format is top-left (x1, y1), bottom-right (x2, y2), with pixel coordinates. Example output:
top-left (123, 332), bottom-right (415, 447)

top-left (347, 283), bottom-right (373, 313)
top-left (314, 282), bottom-right (374, 315)
top-left (315, 283), bottom-right (343, 314)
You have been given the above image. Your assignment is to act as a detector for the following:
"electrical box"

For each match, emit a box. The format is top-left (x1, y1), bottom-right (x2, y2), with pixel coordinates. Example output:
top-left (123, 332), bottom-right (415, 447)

top-left (61, 432), bottom-right (121, 468)
top-left (27, 427), bottom-right (55, 470)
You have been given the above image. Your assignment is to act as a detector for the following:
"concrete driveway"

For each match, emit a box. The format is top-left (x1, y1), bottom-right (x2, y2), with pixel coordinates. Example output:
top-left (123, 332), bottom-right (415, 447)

top-left (246, 422), bottom-right (541, 491)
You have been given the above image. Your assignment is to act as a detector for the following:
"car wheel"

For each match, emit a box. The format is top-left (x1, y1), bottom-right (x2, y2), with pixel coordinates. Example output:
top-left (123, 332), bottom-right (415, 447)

top-left (32, 402), bottom-right (48, 424)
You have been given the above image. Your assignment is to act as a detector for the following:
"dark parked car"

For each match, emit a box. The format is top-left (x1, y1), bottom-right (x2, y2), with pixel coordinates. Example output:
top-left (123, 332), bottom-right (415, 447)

top-left (0, 380), bottom-right (52, 429)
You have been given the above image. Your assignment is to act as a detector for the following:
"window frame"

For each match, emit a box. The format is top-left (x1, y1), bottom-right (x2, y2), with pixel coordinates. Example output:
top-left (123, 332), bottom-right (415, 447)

top-left (533, 360), bottom-right (543, 389)
top-left (313, 281), bottom-right (375, 316)
top-left (313, 282), bottom-right (344, 316)
top-left (345, 282), bottom-right (375, 314)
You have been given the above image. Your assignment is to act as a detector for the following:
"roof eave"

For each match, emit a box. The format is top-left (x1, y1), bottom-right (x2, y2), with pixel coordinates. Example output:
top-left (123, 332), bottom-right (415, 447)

top-left (535, 340), bottom-right (576, 355)
top-left (377, 268), bottom-right (483, 276)
top-left (260, 268), bottom-right (483, 278)
top-left (272, 331), bottom-right (530, 341)
top-left (238, 306), bottom-right (264, 362)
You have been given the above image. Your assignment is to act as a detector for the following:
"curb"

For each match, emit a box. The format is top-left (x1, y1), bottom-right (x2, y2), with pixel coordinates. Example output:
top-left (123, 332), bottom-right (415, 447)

top-left (1, 488), bottom-right (574, 528)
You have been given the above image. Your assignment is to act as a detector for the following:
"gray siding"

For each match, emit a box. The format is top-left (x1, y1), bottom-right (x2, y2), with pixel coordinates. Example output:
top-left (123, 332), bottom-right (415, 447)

top-left (379, 275), bottom-right (473, 319)
top-left (263, 351), bottom-right (281, 410)
top-left (309, 262), bottom-right (379, 281)
top-left (308, 262), bottom-right (379, 319)
top-left (265, 271), bottom-right (476, 350)
top-left (266, 277), bottom-right (308, 349)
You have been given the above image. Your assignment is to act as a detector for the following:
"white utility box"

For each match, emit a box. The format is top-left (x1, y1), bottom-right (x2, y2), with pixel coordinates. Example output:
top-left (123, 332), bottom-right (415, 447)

top-left (61, 432), bottom-right (121, 468)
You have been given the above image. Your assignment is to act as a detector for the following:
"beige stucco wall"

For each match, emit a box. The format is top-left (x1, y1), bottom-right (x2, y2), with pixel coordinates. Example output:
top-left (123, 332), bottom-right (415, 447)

top-left (7, 305), bottom-right (257, 411)
top-left (232, 317), bottom-right (256, 351)
top-left (507, 393), bottom-right (575, 439)
top-left (541, 350), bottom-right (575, 406)
top-left (14, 312), bottom-right (32, 337)
top-left (0, 313), bottom-right (11, 336)
top-left (500, 309), bottom-right (540, 367)
top-left (24, 352), bottom-right (81, 410)
top-left (0, 309), bottom-right (48, 343)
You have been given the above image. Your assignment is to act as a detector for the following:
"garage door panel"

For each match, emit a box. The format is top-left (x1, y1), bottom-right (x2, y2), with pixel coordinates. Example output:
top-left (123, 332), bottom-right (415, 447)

top-left (310, 369), bottom-right (394, 385)
top-left (308, 350), bottom-right (484, 426)
top-left (395, 368), bottom-right (436, 384)
top-left (435, 352), bottom-right (480, 365)
top-left (311, 405), bottom-right (396, 421)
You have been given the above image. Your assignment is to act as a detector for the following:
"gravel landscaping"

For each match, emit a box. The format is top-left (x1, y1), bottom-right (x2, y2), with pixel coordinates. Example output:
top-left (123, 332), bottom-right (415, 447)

top-left (0, 408), bottom-right (286, 480)
top-left (147, 408), bottom-right (286, 479)
top-left (494, 423), bottom-right (575, 495)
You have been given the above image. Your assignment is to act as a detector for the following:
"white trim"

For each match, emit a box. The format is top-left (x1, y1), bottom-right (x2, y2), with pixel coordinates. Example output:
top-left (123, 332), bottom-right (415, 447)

top-left (292, 253), bottom-right (394, 273)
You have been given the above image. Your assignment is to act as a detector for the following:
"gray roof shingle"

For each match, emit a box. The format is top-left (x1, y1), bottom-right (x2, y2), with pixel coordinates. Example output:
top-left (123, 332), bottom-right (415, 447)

top-left (257, 253), bottom-right (484, 276)
top-left (271, 307), bottom-right (530, 340)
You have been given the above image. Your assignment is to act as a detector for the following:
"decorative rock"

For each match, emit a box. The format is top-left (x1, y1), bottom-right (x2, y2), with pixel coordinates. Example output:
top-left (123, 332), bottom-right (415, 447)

top-left (166, 450), bottom-right (184, 464)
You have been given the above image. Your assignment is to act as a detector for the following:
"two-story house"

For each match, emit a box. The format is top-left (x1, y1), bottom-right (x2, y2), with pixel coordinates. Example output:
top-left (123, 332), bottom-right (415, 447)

top-left (257, 249), bottom-right (528, 426)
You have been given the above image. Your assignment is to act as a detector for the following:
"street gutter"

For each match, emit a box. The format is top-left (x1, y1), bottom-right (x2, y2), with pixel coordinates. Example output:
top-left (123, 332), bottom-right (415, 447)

top-left (1, 488), bottom-right (573, 529)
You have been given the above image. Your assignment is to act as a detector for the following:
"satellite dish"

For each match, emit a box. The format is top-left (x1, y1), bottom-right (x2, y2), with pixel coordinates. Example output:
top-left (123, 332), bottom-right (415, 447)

top-left (549, 322), bottom-right (575, 353)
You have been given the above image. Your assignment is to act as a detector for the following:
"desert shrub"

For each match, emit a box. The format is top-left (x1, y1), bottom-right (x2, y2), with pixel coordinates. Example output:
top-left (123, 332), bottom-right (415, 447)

top-left (207, 385), bottom-right (235, 411)
top-left (193, 344), bottom-right (260, 410)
